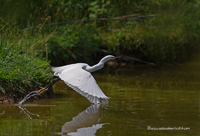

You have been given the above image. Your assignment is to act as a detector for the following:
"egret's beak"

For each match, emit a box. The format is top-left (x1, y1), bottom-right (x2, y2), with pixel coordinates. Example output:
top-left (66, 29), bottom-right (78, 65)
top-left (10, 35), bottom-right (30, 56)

top-left (115, 57), bottom-right (123, 60)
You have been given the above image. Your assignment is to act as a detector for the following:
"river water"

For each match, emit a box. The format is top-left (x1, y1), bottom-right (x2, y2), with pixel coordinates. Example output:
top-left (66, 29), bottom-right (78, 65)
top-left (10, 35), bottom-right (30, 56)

top-left (1, 55), bottom-right (200, 136)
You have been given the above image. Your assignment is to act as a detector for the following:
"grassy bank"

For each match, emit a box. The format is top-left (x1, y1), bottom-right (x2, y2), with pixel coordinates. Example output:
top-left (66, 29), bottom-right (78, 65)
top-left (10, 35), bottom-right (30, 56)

top-left (0, 23), bottom-right (52, 94)
top-left (0, 21), bottom-right (104, 94)
top-left (1, 0), bottom-right (200, 94)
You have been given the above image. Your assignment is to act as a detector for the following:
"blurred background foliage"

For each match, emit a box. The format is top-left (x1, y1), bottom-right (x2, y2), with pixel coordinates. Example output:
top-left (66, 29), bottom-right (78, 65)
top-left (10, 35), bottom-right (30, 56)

top-left (1, 0), bottom-right (200, 93)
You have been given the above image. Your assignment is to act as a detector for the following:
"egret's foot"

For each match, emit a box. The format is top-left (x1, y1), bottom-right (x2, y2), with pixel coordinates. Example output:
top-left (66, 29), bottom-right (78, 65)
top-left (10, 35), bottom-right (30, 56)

top-left (37, 87), bottom-right (48, 95)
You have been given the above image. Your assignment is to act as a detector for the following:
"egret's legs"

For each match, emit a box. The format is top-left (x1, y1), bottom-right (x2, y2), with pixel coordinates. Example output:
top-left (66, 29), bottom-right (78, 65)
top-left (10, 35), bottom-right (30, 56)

top-left (19, 78), bottom-right (60, 104)
top-left (37, 87), bottom-right (48, 95)
top-left (37, 78), bottom-right (60, 95)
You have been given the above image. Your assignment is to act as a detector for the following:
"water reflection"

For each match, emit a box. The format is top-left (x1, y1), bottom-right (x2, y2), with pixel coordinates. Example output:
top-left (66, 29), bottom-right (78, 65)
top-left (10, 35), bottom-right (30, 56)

top-left (58, 104), bottom-right (107, 136)
top-left (18, 105), bottom-right (41, 120)
top-left (14, 103), bottom-right (107, 136)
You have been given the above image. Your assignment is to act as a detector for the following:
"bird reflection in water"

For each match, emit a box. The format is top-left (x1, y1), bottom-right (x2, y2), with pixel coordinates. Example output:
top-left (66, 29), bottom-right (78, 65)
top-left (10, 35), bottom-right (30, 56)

top-left (18, 105), bottom-right (41, 120)
top-left (58, 104), bottom-right (108, 136)
top-left (18, 104), bottom-right (108, 136)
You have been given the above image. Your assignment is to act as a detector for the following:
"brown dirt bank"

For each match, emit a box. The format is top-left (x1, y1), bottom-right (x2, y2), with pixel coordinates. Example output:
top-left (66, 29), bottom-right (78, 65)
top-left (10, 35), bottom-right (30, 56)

top-left (0, 87), bottom-right (54, 104)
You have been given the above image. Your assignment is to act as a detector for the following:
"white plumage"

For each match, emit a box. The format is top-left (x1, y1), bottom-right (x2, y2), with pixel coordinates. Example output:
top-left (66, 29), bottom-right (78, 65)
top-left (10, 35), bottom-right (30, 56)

top-left (51, 55), bottom-right (116, 104)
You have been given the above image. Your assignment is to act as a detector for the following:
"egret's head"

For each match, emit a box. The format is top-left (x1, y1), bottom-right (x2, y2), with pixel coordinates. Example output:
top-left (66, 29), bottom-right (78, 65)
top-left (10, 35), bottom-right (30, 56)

top-left (100, 55), bottom-right (116, 63)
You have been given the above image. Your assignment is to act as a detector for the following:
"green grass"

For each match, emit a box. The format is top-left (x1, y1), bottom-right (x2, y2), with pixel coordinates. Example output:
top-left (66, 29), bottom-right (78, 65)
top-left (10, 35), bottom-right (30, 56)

top-left (1, 0), bottom-right (200, 93)
top-left (0, 23), bottom-right (52, 94)
top-left (0, 54), bottom-right (51, 94)
top-left (0, 21), bottom-right (103, 94)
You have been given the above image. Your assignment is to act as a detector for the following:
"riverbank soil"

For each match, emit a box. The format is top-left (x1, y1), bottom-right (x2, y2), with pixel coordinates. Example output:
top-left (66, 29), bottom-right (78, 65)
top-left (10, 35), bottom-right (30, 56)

top-left (0, 87), bottom-right (54, 104)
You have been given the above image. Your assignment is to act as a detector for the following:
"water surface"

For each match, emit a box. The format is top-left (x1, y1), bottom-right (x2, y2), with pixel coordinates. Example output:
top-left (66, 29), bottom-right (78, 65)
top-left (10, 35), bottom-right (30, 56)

top-left (1, 55), bottom-right (200, 136)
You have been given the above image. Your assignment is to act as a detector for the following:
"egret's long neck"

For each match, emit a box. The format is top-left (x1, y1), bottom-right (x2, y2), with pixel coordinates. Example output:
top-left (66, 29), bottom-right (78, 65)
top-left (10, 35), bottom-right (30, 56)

top-left (85, 62), bottom-right (104, 73)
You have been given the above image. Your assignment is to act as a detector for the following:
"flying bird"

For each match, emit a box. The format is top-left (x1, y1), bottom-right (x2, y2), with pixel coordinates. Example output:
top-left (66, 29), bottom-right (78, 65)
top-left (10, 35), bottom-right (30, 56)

top-left (37, 55), bottom-right (117, 104)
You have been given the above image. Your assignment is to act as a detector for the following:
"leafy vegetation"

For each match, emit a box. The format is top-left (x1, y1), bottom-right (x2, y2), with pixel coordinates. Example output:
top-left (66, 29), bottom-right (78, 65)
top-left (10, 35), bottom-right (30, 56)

top-left (103, 0), bottom-right (200, 64)
top-left (1, 0), bottom-right (200, 93)
top-left (0, 23), bottom-right (52, 94)
top-left (46, 24), bottom-right (103, 65)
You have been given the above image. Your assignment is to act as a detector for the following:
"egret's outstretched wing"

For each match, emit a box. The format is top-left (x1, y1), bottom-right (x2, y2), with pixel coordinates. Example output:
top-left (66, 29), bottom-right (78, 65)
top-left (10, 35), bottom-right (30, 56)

top-left (52, 65), bottom-right (109, 103)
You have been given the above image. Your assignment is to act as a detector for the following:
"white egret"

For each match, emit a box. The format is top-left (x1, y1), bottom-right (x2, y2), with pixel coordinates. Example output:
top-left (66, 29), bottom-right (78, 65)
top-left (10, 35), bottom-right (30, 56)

top-left (37, 55), bottom-right (117, 104)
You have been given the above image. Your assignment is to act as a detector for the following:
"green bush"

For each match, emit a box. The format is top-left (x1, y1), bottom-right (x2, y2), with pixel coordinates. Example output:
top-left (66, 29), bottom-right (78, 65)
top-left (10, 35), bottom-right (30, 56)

top-left (104, 0), bottom-right (200, 64)
top-left (46, 24), bottom-right (103, 65)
